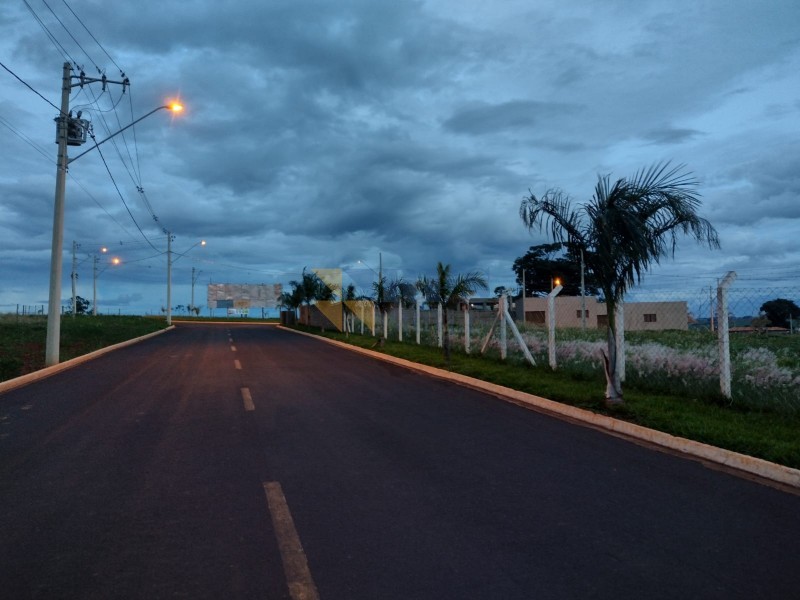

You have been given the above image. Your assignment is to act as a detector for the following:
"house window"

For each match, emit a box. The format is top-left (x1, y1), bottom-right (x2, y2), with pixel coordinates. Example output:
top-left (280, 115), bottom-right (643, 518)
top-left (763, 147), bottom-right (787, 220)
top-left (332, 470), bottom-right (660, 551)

top-left (576, 309), bottom-right (589, 319)
top-left (644, 313), bottom-right (657, 323)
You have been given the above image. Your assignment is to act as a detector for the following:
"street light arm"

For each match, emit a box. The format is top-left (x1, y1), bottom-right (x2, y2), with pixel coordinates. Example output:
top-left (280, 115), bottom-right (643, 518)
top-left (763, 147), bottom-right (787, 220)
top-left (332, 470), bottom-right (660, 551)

top-left (68, 105), bottom-right (177, 164)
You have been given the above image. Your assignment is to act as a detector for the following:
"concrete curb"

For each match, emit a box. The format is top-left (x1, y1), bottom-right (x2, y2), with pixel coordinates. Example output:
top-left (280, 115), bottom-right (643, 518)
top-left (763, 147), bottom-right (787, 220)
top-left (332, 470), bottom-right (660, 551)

top-left (0, 326), bottom-right (175, 395)
top-left (283, 327), bottom-right (800, 490)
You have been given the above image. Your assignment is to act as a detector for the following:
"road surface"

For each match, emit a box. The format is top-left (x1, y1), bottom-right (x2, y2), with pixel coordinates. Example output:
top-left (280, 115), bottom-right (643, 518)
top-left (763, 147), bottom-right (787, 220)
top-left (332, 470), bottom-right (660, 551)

top-left (1, 323), bottom-right (799, 599)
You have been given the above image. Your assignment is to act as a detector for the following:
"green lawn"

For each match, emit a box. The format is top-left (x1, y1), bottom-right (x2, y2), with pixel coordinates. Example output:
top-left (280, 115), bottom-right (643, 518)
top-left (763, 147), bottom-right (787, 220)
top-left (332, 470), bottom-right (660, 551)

top-left (0, 314), bottom-right (166, 380)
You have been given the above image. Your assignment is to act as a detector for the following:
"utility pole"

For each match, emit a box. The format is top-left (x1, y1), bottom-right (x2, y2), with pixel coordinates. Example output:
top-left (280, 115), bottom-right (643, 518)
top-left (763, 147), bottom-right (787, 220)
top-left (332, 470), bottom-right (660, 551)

top-left (166, 231), bottom-right (173, 326)
top-left (45, 63), bottom-right (72, 366)
top-left (45, 63), bottom-right (131, 365)
top-left (92, 255), bottom-right (99, 316)
top-left (71, 240), bottom-right (80, 317)
top-left (191, 266), bottom-right (202, 314)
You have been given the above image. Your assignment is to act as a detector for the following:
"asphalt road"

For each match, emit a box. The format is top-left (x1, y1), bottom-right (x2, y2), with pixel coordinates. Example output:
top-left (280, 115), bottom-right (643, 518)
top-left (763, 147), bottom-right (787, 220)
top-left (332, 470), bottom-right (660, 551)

top-left (1, 323), bottom-right (799, 599)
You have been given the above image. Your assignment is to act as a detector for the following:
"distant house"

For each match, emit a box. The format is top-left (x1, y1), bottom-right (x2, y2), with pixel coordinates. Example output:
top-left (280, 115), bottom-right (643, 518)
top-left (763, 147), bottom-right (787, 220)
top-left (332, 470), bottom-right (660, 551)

top-left (515, 296), bottom-right (689, 331)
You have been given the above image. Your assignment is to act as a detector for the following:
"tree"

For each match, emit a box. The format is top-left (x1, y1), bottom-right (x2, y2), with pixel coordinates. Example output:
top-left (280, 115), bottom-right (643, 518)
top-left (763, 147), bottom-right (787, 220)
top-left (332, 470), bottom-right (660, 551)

top-left (69, 295), bottom-right (91, 315)
top-left (372, 275), bottom-right (409, 311)
top-left (512, 242), bottom-right (600, 297)
top-left (760, 298), bottom-right (800, 329)
top-left (520, 162), bottom-right (720, 405)
top-left (416, 262), bottom-right (487, 360)
top-left (289, 268), bottom-right (335, 306)
top-left (278, 286), bottom-right (303, 318)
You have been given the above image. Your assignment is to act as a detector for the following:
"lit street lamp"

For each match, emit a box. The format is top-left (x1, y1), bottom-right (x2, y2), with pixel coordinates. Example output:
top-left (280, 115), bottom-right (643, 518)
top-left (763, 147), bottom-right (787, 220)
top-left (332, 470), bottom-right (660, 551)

top-left (92, 254), bottom-right (121, 316)
top-left (45, 61), bottom-right (183, 366)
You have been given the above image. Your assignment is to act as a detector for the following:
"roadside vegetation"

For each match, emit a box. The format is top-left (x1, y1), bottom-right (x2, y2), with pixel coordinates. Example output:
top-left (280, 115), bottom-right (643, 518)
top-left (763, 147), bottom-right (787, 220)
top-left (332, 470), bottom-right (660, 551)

top-left (289, 324), bottom-right (800, 470)
top-left (0, 314), bottom-right (166, 380)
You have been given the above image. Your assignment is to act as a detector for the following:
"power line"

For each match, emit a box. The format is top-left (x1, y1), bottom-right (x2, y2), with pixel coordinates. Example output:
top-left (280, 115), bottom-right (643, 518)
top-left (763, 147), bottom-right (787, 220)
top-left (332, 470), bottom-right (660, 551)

top-left (0, 113), bottom-right (54, 162)
top-left (0, 60), bottom-right (60, 112)
top-left (21, 0), bottom-right (75, 65)
top-left (41, 0), bottom-right (100, 73)
top-left (60, 0), bottom-right (124, 75)
top-left (91, 133), bottom-right (160, 252)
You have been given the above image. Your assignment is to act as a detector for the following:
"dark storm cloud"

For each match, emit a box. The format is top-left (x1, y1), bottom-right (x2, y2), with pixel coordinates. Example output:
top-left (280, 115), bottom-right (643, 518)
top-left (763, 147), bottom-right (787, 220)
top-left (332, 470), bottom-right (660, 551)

top-left (443, 100), bottom-right (582, 136)
top-left (2, 0), bottom-right (800, 313)
top-left (643, 127), bottom-right (704, 145)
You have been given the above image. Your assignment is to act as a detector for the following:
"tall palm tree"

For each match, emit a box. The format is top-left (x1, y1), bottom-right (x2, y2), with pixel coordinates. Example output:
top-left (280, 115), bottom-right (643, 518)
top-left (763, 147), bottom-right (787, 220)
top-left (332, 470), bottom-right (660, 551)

top-left (520, 162), bottom-right (720, 405)
top-left (417, 262), bottom-right (487, 360)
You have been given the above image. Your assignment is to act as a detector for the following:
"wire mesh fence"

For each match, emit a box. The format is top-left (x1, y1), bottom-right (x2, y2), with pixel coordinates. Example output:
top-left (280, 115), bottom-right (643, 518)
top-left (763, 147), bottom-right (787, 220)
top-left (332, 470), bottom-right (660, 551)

top-left (302, 277), bottom-right (800, 414)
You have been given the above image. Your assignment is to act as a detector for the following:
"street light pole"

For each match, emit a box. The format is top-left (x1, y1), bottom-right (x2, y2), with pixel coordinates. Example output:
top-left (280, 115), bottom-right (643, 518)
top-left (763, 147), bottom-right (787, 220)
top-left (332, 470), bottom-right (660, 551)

top-left (71, 240), bottom-right (79, 317)
top-left (191, 267), bottom-right (203, 314)
top-left (92, 255), bottom-right (99, 316)
top-left (45, 62), bottom-right (71, 366)
top-left (166, 232), bottom-right (173, 326)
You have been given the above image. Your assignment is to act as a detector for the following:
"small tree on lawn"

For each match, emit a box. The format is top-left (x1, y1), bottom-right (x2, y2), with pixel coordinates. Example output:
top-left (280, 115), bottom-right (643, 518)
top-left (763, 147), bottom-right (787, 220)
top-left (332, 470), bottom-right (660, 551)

top-left (520, 162), bottom-right (720, 405)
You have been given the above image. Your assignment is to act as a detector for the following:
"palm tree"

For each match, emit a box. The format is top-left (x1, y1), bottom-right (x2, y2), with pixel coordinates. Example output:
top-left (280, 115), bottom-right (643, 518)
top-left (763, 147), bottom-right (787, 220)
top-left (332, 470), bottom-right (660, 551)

top-left (417, 262), bottom-right (487, 360)
top-left (372, 275), bottom-right (409, 338)
top-left (520, 162), bottom-right (720, 405)
top-left (278, 287), bottom-right (303, 319)
top-left (290, 267), bottom-right (335, 306)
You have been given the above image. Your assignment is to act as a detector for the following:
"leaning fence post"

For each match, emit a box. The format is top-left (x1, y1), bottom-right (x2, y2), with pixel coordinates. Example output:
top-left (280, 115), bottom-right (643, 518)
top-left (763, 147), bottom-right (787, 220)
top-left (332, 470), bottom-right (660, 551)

top-left (547, 284), bottom-right (563, 369)
top-left (717, 271), bottom-right (737, 399)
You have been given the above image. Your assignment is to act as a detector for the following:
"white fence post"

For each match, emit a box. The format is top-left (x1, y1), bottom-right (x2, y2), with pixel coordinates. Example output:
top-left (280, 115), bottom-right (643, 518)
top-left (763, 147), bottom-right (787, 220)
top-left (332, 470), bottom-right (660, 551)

top-left (416, 300), bottom-right (421, 345)
top-left (372, 305), bottom-right (376, 336)
top-left (437, 304), bottom-right (443, 347)
top-left (548, 285), bottom-right (563, 369)
top-left (464, 305), bottom-right (471, 354)
top-left (500, 295), bottom-right (507, 360)
top-left (398, 305), bottom-right (403, 342)
top-left (717, 271), bottom-right (737, 399)
top-left (383, 308), bottom-right (388, 339)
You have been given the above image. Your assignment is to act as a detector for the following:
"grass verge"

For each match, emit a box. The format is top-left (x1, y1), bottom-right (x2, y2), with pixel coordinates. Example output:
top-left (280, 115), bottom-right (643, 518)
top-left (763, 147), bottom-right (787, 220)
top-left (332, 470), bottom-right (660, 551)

top-left (0, 315), bottom-right (166, 380)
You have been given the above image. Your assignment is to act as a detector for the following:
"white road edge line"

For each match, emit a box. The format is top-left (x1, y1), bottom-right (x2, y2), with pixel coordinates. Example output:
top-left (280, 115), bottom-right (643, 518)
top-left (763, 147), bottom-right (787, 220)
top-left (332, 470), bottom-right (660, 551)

top-left (241, 387), bottom-right (255, 411)
top-left (263, 482), bottom-right (320, 600)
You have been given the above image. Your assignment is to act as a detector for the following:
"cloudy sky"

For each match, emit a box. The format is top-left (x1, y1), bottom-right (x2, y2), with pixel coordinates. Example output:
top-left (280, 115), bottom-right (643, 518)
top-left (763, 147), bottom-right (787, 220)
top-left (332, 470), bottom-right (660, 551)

top-left (1, 0), bottom-right (798, 315)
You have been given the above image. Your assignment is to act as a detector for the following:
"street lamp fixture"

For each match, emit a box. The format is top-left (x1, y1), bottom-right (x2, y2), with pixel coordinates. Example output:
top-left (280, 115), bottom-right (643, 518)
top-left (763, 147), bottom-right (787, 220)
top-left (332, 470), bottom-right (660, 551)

top-left (92, 254), bottom-right (121, 316)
